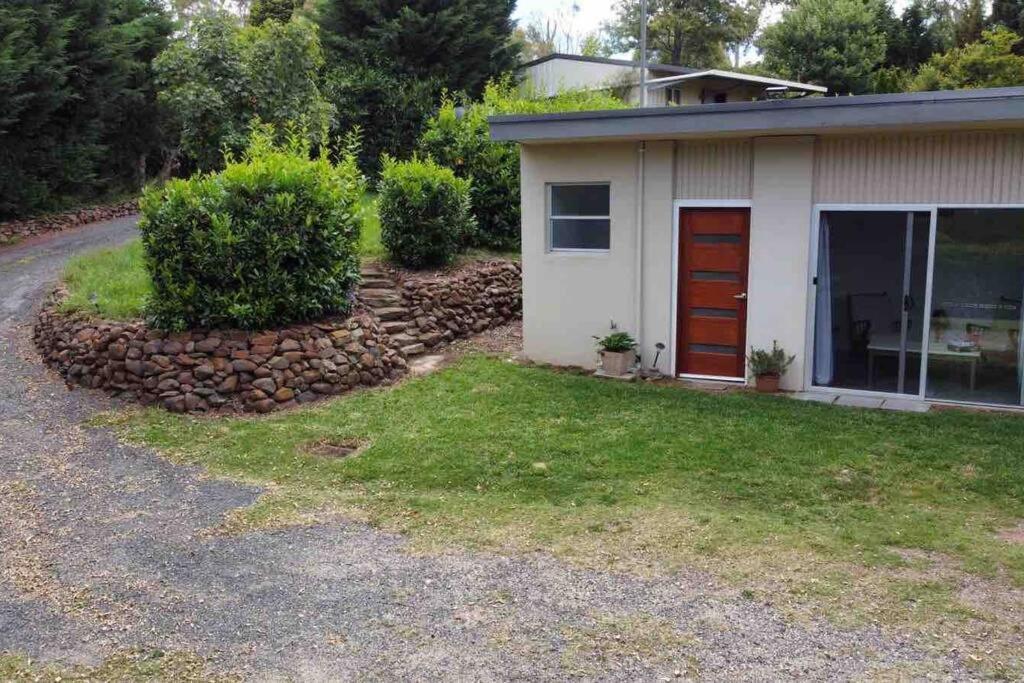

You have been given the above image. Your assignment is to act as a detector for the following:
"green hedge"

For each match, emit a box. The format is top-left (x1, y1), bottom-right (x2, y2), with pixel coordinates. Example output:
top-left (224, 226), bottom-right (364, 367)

top-left (418, 78), bottom-right (627, 251)
top-left (377, 156), bottom-right (475, 268)
top-left (139, 128), bottom-right (364, 330)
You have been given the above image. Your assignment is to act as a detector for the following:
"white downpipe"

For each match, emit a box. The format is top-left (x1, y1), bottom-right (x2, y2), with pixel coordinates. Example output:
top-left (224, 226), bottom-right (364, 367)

top-left (635, 141), bottom-right (646, 363)
top-left (639, 0), bottom-right (648, 107)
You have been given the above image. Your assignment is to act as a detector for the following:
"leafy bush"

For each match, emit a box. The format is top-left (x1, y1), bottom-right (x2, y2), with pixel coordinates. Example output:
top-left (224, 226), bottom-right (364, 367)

top-left (138, 126), bottom-right (364, 330)
top-left (377, 157), bottom-right (475, 268)
top-left (154, 12), bottom-right (332, 174)
top-left (324, 66), bottom-right (441, 177)
top-left (418, 79), bottom-right (627, 250)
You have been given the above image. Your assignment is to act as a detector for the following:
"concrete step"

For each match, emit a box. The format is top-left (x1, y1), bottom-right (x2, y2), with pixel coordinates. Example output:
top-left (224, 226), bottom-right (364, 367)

top-left (374, 306), bottom-right (409, 321)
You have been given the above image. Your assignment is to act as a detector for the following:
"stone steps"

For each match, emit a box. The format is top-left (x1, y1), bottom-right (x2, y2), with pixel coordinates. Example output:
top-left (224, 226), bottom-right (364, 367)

top-left (358, 267), bottom-right (425, 358)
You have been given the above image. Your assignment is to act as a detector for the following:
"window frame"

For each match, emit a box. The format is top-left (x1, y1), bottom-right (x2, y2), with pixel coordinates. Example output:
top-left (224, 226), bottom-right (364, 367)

top-left (546, 182), bottom-right (612, 254)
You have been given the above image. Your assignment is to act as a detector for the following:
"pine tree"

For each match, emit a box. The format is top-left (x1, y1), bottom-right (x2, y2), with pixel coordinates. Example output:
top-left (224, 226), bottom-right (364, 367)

top-left (0, 0), bottom-right (171, 219)
top-left (316, 0), bottom-right (520, 96)
top-left (991, 0), bottom-right (1024, 35)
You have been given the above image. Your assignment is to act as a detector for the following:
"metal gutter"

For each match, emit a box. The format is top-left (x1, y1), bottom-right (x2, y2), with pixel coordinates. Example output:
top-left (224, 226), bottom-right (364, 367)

top-left (489, 88), bottom-right (1024, 142)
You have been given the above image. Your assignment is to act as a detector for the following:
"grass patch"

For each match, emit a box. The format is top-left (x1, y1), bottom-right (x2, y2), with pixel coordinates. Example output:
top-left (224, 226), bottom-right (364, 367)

top-left (358, 193), bottom-right (384, 260)
top-left (110, 357), bottom-right (1024, 576)
top-left (105, 357), bottom-right (1024, 671)
top-left (60, 239), bottom-right (150, 319)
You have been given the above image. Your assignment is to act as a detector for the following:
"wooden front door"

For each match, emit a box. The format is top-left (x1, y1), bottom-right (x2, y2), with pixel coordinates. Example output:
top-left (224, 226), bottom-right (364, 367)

top-left (676, 208), bottom-right (750, 378)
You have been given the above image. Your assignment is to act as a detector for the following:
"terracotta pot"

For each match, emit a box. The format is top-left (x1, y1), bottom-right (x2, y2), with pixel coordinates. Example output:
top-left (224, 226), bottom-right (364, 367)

top-left (755, 373), bottom-right (780, 393)
top-left (601, 349), bottom-right (635, 376)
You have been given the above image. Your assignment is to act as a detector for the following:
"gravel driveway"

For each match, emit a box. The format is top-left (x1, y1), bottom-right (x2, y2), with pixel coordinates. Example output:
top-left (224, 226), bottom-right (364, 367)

top-left (0, 218), bottom-right (970, 680)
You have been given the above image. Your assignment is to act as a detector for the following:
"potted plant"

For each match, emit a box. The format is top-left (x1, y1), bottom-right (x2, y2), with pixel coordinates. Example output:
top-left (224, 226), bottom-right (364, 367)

top-left (747, 341), bottom-right (795, 393)
top-left (594, 331), bottom-right (637, 377)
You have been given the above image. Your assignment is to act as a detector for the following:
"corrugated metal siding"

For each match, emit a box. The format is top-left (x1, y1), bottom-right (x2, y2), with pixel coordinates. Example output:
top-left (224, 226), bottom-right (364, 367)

top-left (674, 139), bottom-right (752, 199)
top-left (814, 131), bottom-right (1024, 204)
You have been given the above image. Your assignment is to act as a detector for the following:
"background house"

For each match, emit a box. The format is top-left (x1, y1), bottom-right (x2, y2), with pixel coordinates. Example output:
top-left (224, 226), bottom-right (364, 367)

top-left (520, 53), bottom-right (826, 106)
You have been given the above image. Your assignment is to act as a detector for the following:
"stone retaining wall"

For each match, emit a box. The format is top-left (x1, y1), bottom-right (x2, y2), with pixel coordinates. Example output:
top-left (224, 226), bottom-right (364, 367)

top-left (1, 200), bottom-right (139, 244)
top-left (376, 261), bottom-right (523, 357)
top-left (35, 260), bottom-right (522, 414)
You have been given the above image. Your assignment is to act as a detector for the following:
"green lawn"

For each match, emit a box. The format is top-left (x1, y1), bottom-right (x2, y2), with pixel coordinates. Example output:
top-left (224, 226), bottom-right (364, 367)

top-left (60, 239), bottom-right (151, 319)
top-left (107, 355), bottom-right (1024, 671)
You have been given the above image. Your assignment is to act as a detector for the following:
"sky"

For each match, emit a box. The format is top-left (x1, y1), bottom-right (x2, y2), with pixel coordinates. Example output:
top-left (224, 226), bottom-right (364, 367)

top-left (511, 0), bottom-right (920, 63)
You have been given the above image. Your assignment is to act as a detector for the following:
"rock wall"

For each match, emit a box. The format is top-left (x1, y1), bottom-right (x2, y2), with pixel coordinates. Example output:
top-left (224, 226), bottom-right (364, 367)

top-left (35, 260), bottom-right (522, 414)
top-left (1, 200), bottom-right (139, 244)
top-left (363, 260), bottom-right (523, 358)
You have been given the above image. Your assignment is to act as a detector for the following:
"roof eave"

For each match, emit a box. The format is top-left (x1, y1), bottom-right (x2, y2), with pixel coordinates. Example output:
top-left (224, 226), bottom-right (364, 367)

top-left (489, 89), bottom-right (1024, 143)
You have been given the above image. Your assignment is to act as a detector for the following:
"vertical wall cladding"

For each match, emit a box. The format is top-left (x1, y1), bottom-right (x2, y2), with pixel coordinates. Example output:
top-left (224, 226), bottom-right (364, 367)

top-left (674, 139), bottom-right (753, 200)
top-left (814, 131), bottom-right (1024, 204)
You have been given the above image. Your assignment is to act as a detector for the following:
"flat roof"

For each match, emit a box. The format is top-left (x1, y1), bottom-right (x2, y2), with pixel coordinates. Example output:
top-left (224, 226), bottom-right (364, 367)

top-left (519, 53), bottom-right (698, 76)
top-left (489, 87), bottom-right (1024, 142)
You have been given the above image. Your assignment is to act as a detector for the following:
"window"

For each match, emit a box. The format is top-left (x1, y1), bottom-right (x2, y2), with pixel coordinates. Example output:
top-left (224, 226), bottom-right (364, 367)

top-left (548, 183), bottom-right (610, 251)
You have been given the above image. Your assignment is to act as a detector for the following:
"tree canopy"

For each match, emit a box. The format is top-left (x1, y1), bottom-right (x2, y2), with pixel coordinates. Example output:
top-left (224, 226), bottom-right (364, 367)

top-left (154, 11), bottom-right (331, 174)
top-left (605, 0), bottom-right (760, 68)
top-left (0, 0), bottom-right (172, 220)
top-left (911, 26), bottom-right (1024, 89)
top-left (315, 0), bottom-right (520, 97)
top-left (758, 0), bottom-right (887, 93)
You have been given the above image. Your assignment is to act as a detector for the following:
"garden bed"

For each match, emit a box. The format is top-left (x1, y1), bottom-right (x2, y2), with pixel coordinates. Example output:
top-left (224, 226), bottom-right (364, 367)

top-left (34, 260), bottom-right (522, 414)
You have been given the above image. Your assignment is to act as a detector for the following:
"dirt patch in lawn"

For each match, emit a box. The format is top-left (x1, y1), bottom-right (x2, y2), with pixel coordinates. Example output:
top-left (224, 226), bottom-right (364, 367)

top-left (302, 438), bottom-right (369, 460)
top-left (997, 521), bottom-right (1024, 544)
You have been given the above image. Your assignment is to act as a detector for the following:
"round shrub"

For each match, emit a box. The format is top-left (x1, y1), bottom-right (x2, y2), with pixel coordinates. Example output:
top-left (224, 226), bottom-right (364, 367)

top-left (377, 156), bottom-right (475, 268)
top-left (139, 128), bottom-right (364, 331)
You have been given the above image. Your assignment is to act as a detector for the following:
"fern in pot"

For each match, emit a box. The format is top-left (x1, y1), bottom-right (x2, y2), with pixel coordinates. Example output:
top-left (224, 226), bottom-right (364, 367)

top-left (747, 341), bottom-right (795, 393)
top-left (594, 332), bottom-right (637, 377)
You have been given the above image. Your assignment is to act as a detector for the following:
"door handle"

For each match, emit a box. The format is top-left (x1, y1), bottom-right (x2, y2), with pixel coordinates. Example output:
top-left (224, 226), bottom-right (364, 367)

top-left (734, 293), bottom-right (747, 300)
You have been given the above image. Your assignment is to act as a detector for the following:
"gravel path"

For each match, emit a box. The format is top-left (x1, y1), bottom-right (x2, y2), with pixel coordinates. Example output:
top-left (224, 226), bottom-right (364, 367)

top-left (0, 218), bottom-right (971, 680)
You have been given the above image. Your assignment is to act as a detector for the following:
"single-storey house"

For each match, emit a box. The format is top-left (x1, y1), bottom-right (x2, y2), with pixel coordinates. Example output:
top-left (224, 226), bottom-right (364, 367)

top-left (520, 53), bottom-right (826, 106)
top-left (489, 87), bottom-right (1024, 409)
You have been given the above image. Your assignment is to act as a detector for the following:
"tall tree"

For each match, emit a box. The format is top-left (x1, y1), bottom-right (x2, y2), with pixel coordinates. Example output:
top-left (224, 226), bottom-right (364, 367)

top-left (0, 0), bottom-right (172, 219)
top-left (990, 0), bottom-right (1024, 35)
top-left (880, 0), bottom-right (955, 70)
top-left (605, 0), bottom-right (758, 68)
top-left (316, 0), bottom-right (520, 97)
top-left (154, 10), bottom-right (331, 173)
top-left (758, 0), bottom-right (887, 94)
top-left (953, 0), bottom-right (986, 46)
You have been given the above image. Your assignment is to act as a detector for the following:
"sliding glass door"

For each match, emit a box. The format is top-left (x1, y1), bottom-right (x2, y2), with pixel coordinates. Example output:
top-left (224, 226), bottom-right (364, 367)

top-left (925, 209), bottom-right (1024, 406)
top-left (812, 206), bottom-right (1024, 408)
top-left (813, 211), bottom-right (929, 395)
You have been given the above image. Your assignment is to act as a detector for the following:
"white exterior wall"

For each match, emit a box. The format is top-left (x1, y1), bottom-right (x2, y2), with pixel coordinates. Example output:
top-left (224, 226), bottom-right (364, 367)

top-left (520, 143), bottom-right (640, 368)
top-left (746, 137), bottom-right (816, 391)
top-left (518, 128), bottom-right (1024, 389)
top-left (523, 60), bottom-right (637, 98)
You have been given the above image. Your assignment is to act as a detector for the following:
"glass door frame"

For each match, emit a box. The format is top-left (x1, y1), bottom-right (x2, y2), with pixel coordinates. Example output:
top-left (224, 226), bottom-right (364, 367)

top-left (804, 204), bottom-right (938, 402)
top-left (806, 203), bottom-right (1024, 408)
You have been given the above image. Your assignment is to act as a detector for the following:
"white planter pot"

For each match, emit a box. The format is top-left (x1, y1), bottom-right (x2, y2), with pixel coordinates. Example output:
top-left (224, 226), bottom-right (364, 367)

top-left (601, 349), bottom-right (635, 376)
